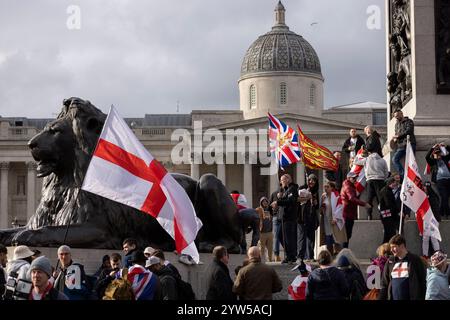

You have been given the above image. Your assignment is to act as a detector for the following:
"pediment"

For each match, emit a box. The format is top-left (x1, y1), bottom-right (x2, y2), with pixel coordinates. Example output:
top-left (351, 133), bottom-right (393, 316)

top-left (208, 113), bottom-right (364, 134)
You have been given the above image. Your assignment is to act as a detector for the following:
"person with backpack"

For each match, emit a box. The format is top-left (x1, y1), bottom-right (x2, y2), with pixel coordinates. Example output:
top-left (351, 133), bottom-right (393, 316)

top-left (146, 256), bottom-right (178, 300)
top-left (306, 250), bottom-right (349, 300)
top-left (6, 245), bottom-right (34, 282)
top-left (335, 250), bottom-right (367, 300)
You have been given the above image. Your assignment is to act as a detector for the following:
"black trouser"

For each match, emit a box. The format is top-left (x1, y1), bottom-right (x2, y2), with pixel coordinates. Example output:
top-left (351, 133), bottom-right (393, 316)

top-left (437, 179), bottom-right (450, 218)
top-left (279, 220), bottom-right (297, 261)
top-left (366, 179), bottom-right (385, 219)
top-left (297, 224), bottom-right (315, 260)
top-left (239, 209), bottom-right (260, 253)
top-left (343, 219), bottom-right (355, 248)
top-left (381, 217), bottom-right (396, 243)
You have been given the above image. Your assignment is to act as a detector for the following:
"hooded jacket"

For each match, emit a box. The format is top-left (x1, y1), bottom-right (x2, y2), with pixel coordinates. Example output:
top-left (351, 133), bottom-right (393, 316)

top-left (425, 266), bottom-right (450, 300)
top-left (154, 265), bottom-right (178, 300)
top-left (306, 266), bottom-right (349, 300)
top-left (256, 197), bottom-right (272, 233)
top-left (365, 131), bottom-right (383, 157)
top-left (395, 116), bottom-right (416, 148)
top-left (6, 259), bottom-right (31, 281)
top-left (364, 153), bottom-right (389, 181)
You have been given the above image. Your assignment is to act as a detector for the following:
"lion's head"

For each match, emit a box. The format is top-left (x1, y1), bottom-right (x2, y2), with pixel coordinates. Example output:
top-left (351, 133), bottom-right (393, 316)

top-left (28, 97), bottom-right (105, 185)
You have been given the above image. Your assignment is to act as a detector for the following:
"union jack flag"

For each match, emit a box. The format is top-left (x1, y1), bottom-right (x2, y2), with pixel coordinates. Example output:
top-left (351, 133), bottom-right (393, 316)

top-left (268, 113), bottom-right (301, 169)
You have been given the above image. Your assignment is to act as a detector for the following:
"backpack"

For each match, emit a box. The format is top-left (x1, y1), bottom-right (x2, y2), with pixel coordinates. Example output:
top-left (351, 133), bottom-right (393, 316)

top-left (175, 277), bottom-right (196, 300)
top-left (103, 268), bottom-right (134, 300)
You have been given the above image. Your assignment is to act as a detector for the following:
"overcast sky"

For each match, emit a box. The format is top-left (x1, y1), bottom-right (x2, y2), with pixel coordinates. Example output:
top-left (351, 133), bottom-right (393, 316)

top-left (0, 0), bottom-right (386, 118)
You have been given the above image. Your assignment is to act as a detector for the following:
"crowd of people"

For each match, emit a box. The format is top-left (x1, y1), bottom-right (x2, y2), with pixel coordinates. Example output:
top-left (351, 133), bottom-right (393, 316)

top-left (0, 108), bottom-right (449, 301)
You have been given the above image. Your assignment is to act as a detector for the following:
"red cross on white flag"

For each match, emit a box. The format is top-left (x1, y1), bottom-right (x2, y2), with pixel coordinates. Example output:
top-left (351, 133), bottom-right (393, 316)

top-left (81, 106), bottom-right (203, 263)
top-left (391, 262), bottom-right (409, 278)
top-left (400, 140), bottom-right (441, 242)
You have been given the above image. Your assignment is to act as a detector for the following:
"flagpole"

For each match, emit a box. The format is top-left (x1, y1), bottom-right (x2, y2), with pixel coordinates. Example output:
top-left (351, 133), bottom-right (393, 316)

top-left (399, 135), bottom-right (410, 235)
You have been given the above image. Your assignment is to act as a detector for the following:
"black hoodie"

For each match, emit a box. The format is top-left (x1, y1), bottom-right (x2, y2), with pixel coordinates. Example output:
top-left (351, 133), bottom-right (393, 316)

top-left (306, 266), bottom-right (349, 300)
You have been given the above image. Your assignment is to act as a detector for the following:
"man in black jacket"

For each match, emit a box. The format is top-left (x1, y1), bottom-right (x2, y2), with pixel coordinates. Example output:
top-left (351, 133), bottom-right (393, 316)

top-left (364, 125), bottom-right (383, 157)
top-left (342, 128), bottom-right (365, 172)
top-left (297, 174), bottom-right (320, 262)
top-left (379, 235), bottom-right (426, 300)
top-left (378, 178), bottom-right (400, 243)
top-left (271, 174), bottom-right (298, 264)
top-left (391, 109), bottom-right (416, 178)
top-left (146, 256), bottom-right (178, 300)
top-left (205, 246), bottom-right (236, 300)
top-left (425, 143), bottom-right (450, 218)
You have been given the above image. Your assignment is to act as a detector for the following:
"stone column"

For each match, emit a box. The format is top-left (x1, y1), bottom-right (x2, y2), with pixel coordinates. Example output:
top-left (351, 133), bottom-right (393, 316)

top-left (217, 163), bottom-right (226, 186)
top-left (27, 161), bottom-right (37, 221)
top-left (0, 162), bottom-right (9, 229)
top-left (296, 162), bottom-right (306, 186)
top-left (190, 163), bottom-right (200, 181)
top-left (243, 163), bottom-right (253, 208)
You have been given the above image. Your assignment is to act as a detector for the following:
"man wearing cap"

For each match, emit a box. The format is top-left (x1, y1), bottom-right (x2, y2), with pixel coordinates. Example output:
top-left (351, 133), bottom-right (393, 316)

top-left (426, 251), bottom-right (450, 300)
top-left (29, 256), bottom-right (67, 300)
top-left (340, 172), bottom-right (371, 248)
top-left (146, 255), bottom-right (177, 300)
top-left (6, 245), bottom-right (34, 282)
top-left (54, 245), bottom-right (90, 300)
top-left (288, 261), bottom-right (311, 300)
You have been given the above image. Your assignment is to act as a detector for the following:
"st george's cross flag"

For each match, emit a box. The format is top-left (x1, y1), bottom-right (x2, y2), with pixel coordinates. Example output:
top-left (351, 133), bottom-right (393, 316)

top-left (268, 113), bottom-right (301, 169)
top-left (349, 148), bottom-right (367, 196)
top-left (401, 140), bottom-right (441, 241)
top-left (81, 106), bottom-right (203, 262)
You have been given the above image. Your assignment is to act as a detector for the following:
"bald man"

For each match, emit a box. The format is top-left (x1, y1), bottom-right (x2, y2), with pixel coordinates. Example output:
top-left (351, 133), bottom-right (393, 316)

top-left (233, 246), bottom-right (282, 300)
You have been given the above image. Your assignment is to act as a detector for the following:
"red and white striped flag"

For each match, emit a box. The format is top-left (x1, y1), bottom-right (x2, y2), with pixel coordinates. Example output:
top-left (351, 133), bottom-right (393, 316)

top-left (81, 106), bottom-right (203, 262)
top-left (349, 148), bottom-right (366, 196)
top-left (401, 140), bottom-right (441, 241)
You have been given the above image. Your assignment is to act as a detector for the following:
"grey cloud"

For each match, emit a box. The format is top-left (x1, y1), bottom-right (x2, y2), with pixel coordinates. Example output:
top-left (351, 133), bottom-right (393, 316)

top-left (0, 0), bottom-right (386, 117)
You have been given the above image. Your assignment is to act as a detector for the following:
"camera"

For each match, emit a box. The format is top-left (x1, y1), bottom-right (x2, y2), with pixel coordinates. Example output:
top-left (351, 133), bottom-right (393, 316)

top-left (2, 271), bottom-right (32, 300)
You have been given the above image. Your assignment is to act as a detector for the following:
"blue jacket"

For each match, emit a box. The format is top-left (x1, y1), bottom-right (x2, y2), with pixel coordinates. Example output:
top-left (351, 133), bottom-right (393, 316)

top-left (426, 267), bottom-right (450, 300)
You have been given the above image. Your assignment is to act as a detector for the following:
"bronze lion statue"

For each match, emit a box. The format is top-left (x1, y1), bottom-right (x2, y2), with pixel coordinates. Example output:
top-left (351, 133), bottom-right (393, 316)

top-left (0, 98), bottom-right (241, 253)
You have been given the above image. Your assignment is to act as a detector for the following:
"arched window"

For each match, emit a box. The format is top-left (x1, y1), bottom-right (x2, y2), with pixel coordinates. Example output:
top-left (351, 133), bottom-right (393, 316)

top-left (309, 84), bottom-right (316, 107)
top-left (250, 84), bottom-right (256, 109)
top-left (280, 82), bottom-right (287, 105)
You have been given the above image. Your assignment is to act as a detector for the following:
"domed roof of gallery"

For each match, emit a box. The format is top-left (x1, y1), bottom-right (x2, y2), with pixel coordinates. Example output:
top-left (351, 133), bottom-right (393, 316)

top-left (240, 1), bottom-right (322, 78)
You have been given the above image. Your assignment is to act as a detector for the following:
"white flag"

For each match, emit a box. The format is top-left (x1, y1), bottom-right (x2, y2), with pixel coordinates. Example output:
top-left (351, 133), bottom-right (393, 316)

top-left (82, 106), bottom-right (203, 262)
top-left (400, 140), bottom-right (441, 241)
